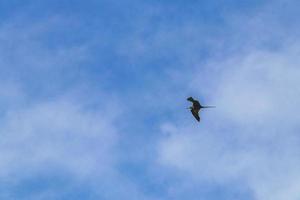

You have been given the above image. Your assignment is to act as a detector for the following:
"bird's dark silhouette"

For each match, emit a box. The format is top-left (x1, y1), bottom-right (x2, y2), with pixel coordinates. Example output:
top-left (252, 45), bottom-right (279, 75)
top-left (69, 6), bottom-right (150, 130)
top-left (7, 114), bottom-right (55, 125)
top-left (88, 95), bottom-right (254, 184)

top-left (187, 97), bottom-right (215, 122)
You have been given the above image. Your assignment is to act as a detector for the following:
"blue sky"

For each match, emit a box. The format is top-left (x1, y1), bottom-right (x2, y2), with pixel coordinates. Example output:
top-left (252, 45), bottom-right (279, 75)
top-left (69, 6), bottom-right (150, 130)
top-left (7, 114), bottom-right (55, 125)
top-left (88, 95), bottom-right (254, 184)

top-left (1, 0), bottom-right (300, 199)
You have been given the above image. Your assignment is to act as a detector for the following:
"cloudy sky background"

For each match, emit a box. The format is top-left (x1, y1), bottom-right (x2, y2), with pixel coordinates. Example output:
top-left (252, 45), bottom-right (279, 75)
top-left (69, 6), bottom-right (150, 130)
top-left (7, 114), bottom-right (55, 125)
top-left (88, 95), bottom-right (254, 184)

top-left (0, 0), bottom-right (300, 199)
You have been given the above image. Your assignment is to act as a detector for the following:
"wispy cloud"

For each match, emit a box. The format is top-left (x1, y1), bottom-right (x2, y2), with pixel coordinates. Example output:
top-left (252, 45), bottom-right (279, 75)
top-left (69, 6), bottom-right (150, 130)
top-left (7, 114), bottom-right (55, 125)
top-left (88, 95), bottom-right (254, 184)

top-left (0, 14), bottom-right (157, 199)
top-left (157, 1), bottom-right (300, 199)
top-left (2, 0), bottom-right (300, 199)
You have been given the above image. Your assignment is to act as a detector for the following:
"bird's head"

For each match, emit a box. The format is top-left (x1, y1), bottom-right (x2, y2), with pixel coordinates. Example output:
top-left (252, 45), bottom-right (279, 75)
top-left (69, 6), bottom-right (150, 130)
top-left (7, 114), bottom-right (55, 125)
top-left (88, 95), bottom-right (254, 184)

top-left (187, 97), bottom-right (194, 101)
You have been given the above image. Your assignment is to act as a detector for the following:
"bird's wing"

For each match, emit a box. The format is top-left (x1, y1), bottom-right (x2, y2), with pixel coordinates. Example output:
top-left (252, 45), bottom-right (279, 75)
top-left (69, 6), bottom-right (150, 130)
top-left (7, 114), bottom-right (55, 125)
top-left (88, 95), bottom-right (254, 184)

top-left (191, 109), bottom-right (200, 122)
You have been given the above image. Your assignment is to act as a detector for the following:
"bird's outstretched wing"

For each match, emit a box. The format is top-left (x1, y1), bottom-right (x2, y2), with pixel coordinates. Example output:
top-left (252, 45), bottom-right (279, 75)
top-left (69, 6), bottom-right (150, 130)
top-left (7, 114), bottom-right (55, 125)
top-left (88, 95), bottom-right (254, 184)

top-left (191, 109), bottom-right (200, 122)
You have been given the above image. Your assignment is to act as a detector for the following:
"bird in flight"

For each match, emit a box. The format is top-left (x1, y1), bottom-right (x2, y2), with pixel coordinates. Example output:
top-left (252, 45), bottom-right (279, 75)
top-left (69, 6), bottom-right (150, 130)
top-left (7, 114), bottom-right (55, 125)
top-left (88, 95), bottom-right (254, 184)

top-left (187, 97), bottom-right (215, 122)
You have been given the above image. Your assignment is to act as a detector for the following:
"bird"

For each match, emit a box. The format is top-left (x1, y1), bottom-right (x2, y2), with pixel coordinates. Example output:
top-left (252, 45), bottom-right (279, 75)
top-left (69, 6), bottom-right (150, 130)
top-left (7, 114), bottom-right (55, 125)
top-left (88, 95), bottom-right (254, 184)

top-left (187, 97), bottom-right (215, 122)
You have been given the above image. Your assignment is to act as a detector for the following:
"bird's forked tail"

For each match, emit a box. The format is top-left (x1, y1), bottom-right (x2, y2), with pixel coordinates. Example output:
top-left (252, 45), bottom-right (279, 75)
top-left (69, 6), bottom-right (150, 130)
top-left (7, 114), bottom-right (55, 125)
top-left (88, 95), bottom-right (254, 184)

top-left (201, 106), bottom-right (216, 108)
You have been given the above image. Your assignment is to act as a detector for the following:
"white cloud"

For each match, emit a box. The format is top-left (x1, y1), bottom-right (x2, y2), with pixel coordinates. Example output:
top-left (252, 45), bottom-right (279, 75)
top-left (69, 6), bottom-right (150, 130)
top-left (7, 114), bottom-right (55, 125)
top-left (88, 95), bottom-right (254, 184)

top-left (158, 28), bottom-right (300, 200)
top-left (0, 16), bottom-right (115, 180)
top-left (0, 16), bottom-right (160, 199)
top-left (0, 96), bottom-right (118, 179)
top-left (213, 46), bottom-right (300, 127)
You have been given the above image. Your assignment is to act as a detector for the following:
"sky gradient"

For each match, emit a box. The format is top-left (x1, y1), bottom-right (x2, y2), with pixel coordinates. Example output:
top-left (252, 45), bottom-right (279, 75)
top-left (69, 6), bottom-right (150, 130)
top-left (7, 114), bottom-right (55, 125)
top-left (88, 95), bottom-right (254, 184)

top-left (1, 0), bottom-right (300, 199)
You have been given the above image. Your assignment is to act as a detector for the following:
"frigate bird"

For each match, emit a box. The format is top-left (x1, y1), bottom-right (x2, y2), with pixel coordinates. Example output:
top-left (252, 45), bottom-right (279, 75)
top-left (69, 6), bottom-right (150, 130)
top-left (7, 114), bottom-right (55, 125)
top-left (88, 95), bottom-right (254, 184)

top-left (187, 97), bottom-right (215, 122)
